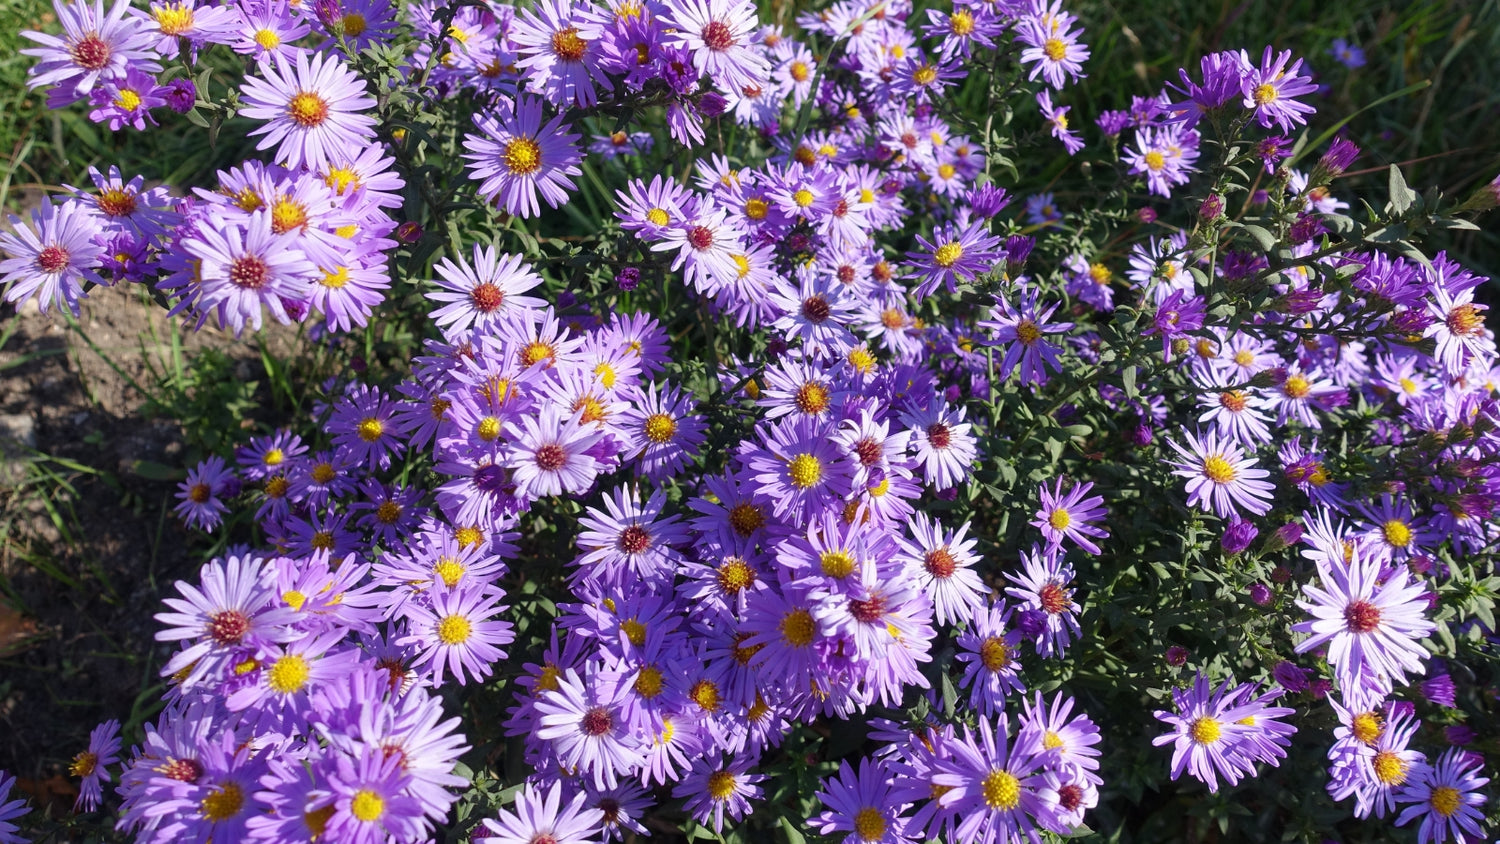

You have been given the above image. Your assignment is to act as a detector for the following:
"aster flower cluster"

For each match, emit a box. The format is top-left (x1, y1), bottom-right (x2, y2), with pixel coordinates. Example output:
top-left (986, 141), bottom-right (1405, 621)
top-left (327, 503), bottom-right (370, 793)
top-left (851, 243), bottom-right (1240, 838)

top-left (5, 0), bottom-right (1499, 839)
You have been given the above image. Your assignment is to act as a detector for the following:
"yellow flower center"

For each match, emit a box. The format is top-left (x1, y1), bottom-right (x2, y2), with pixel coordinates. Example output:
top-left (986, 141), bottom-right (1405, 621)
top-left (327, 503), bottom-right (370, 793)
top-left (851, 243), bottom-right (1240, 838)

top-left (1429, 785), bottom-right (1461, 817)
top-left (646, 207), bottom-right (670, 226)
top-left (1015, 319), bottom-right (1042, 346)
top-left (154, 3), bottom-right (194, 35)
top-left (320, 266), bottom-right (350, 288)
top-left (1351, 712), bottom-right (1382, 744)
top-left (1048, 508), bottom-right (1071, 530)
top-left (115, 89), bottom-right (142, 111)
top-left (1043, 38), bottom-right (1066, 61)
top-left (981, 769), bottom-right (1020, 809)
top-left (932, 241), bottom-right (963, 268)
top-left (949, 9), bottom-right (974, 35)
top-left (1144, 151), bottom-right (1166, 172)
top-left (787, 453), bottom-right (823, 488)
top-left (1043, 730), bottom-right (1064, 750)
top-left (1253, 82), bottom-right (1278, 105)
top-left (643, 413), bottom-right (677, 444)
top-left (199, 782), bottom-right (245, 821)
top-left (1372, 750), bottom-right (1408, 785)
top-left (853, 807), bottom-right (887, 840)
top-left (634, 665), bottom-right (663, 698)
top-left (437, 614), bottom-right (472, 645)
top-left (504, 138), bottom-right (542, 175)
top-left (70, 751), bottom-right (99, 778)
top-left (283, 590), bottom-right (307, 611)
top-left (1189, 716), bottom-right (1221, 745)
top-left (477, 417), bottom-right (502, 442)
top-left (819, 550), bottom-right (855, 579)
top-left (706, 771), bottom-right (737, 801)
top-left (350, 789), bottom-right (384, 822)
top-left (780, 608), bottom-right (816, 647)
top-left (268, 655), bottom-right (310, 694)
top-left (744, 198), bottom-right (769, 219)
top-left (1283, 374), bottom-right (1311, 399)
top-left (1202, 455), bottom-right (1237, 484)
top-left (793, 189), bottom-right (815, 208)
top-left (716, 558), bottom-right (754, 594)
top-left (1382, 519), bottom-right (1412, 549)
top-left (287, 91), bottom-right (329, 127)
top-left (341, 12), bottom-right (366, 36)
top-left (357, 417), bottom-right (383, 442)
top-left (979, 637), bottom-right (1011, 671)
top-left (433, 557), bottom-right (464, 587)
top-left (255, 28), bottom-right (281, 49)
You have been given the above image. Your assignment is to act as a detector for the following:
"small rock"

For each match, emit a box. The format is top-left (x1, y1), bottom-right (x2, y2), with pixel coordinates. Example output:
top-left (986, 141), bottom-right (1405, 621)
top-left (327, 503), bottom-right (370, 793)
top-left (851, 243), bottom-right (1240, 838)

top-left (71, 411), bottom-right (90, 426)
top-left (17, 298), bottom-right (40, 317)
top-left (0, 413), bottom-right (36, 448)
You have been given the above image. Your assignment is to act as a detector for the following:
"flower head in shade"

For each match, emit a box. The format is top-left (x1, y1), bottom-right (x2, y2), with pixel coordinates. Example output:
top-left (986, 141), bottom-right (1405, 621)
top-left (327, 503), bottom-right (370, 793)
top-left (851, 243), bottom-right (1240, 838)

top-left (0, 773), bottom-right (28, 844)
top-left (661, 0), bottom-right (769, 95)
top-left (813, 758), bottom-right (917, 844)
top-left (426, 245), bottom-right (546, 334)
top-left (174, 455), bottom-right (237, 531)
top-left (238, 51), bottom-right (377, 171)
top-left (673, 755), bottom-right (765, 834)
top-left (181, 209), bottom-right (319, 335)
top-left (69, 719), bottom-right (121, 812)
top-left (1037, 90), bottom-right (1084, 155)
top-left (22, 0), bottom-right (161, 104)
top-left (1003, 545), bottom-right (1080, 657)
top-left (87, 65), bottom-right (167, 130)
top-left (399, 582), bottom-right (513, 686)
top-left (1239, 46), bottom-right (1319, 132)
top-left (982, 288), bottom-right (1072, 387)
top-left (1394, 747), bottom-right (1489, 843)
top-left (1328, 37), bottom-right (1366, 69)
top-left (0, 196), bottom-right (107, 317)
top-left (1165, 429), bottom-right (1275, 519)
top-left (1293, 548), bottom-right (1435, 702)
top-left (464, 96), bottom-right (583, 218)
top-left (1030, 477), bottom-right (1108, 555)
top-left (481, 781), bottom-right (605, 844)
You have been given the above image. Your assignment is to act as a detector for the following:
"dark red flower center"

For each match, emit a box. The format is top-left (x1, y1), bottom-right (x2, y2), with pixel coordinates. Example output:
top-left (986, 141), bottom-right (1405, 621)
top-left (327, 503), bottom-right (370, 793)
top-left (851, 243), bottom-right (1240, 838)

top-left (701, 20), bottom-right (734, 51)
top-left (687, 226), bottom-right (714, 250)
top-left (853, 437), bottom-right (882, 466)
top-left (598, 798), bottom-right (621, 824)
top-left (801, 295), bottom-right (831, 323)
top-left (837, 264), bottom-right (856, 284)
top-left (207, 610), bottom-right (250, 645)
top-left (832, 198), bottom-right (849, 217)
top-left (618, 524), bottom-right (651, 554)
top-left (229, 256), bottom-right (269, 289)
top-left (159, 757), bottom-right (203, 782)
top-left (534, 443), bottom-right (567, 471)
top-left (36, 245), bottom-right (71, 274)
top-left (581, 707), bottom-right (612, 736)
top-left (925, 548), bottom-right (956, 578)
top-left (927, 423), bottom-right (952, 449)
top-left (471, 282), bottom-right (504, 313)
top-left (71, 34), bottom-right (112, 70)
top-left (1344, 599), bottom-right (1381, 633)
top-left (848, 596), bottom-right (885, 623)
top-left (1057, 783), bottom-right (1083, 812)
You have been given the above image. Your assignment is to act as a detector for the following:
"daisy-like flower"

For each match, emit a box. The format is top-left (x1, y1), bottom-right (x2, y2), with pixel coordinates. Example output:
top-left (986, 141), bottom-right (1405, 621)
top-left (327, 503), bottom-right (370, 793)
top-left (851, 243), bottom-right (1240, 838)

top-left (464, 96), bottom-right (583, 218)
top-left (618, 383), bottom-right (707, 481)
top-left (0, 196), bottom-right (106, 317)
top-left (323, 750), bottom-right (426, 844)
top-left (69, 719), bottom-right (121, 812)
top-left (982, 288), bottom-right (1073, 387)
top-left (1423, 283), bottom-right (1491, 376)
top-left (509, 0), bottom-right (611, 107)
top-left (661, 0), bottom-right (769, 95)
top-left (534, 668), bottom-right (641, 791)
top-left (813, 758), bottom-right (917, 844)
top-left (1125, 126), bottom-right (1200, 199)
top-left (896, 513), bottom-right (986, 627)
top-left (481, 781), bottom-right (605, 844)
top-left (0, 773), bottom-right (28, 843)
top-left (238, 50), bottom-right (377, 171)
top-left (929, 715), bottom-right (1062, 843)
top-left (1003, 545), bottom-right (1080, 657)
top-left (1238, 46), bottom-right (1319, 132)
top-left (174, 455), bottom-right (236, 531)
top-left (1151, 673), bottom-right (1256, 793)
top-left (427, 245), bottom-right (547, 334)
top-left (1165, 429), bottom-right (1275, 519)
top-left (745, 416), bottom-right (853, 522)
top-left (1293, 548), bottom-right (1436, 701)
top-left (1395, 747), bottom-right (1490, 844)
top-left (182, 210), bottom-right (318, 335)
top-left (906, 221), bottom-right (1002, 299)
top-left (1037, 90), bottom-right (1084, 154)
top-left (956, 600), bottom-right (1025, 715)
top-left (154, 554), bottom-right (294, 686)
top-left (1016, 2), bottom-right (1090, 90)
top-left (1030, 477), bottom-right (1108, 555)
top-left (22, 0), bottom-right (160, 104)
top-left (400, 581), bottom-right (514, 686)
top-left (503, 404), bottom-right (604, 500)
top-left (901, 402), bottom-right (979, 491)
top-left (673, 755), bottom-right (765, 834)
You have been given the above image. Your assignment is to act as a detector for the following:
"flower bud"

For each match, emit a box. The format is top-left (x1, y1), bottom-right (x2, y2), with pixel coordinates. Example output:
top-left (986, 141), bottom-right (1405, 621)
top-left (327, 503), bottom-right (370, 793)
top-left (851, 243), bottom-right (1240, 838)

top-left (1198, 193), bottom-right (1224, 222)
top-left (1249, 583), bottom-right (1273, 606)
top-left (615, 267), bottom-right (641, 292)
top-left (1136, 207), bottom-right (1157, 224)
top-left (1262, 522), bottom-right (1303, 553)
top-left (394, 221), bottom-right (423, 244)
top-left (1165, 646), bottom-right (1188, 667)
top-left (1221, 518), bottom-right (1258, 554)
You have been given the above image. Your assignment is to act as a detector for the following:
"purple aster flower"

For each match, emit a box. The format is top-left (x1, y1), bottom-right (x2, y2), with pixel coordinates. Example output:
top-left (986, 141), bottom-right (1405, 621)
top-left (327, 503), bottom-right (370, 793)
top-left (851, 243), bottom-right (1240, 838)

top-left (1422, 282), bottom-right (1490, 376)
top-left (22, 0), bottom-right (161, 105)
top-left (1030, 477), bottom-right (1108, 555)
top-left (1221, 518), bottom-right (1259, 554)
top-left (481, 781), bottom-right (604, 844)
top-left (1166, 50), bottom-right (1245, 124)
top-left (0, 773), bottom-right (27, 844)
top-left (618, 383), bottom-right (707, 482)
top-left (573, 485), bottom-right (689, 589)
top-left (535, 668), bottom-right (642, 791)
top-left (1017, 691), bottom-right (1103, 785)
top-left (328, 384), bottom-right (408, 470)
top-left (661, 0), bottom-right (769, 95)
top-left (69, 719), bottom-right (121, 812)
top-left (427, 245), bottom-right (546, 334)
top-left (982, 288), bottom-right (1073, 386)
top-left (674, 755), bottom-right (765, 834)
top-left (399, 581), bottom-right (513, 686)
top-left (1394, 747), bottom-right (1489, 843)
top-left (928, 715), bottom-right (1064, 843)
top-left (323, 749), bottom-right (426, 844)
top-left (1004, 545), bottom-right (1081, 657)
top-left (1151, 673), bottom-right (1261, 793)
top-left (955, 600), bottom-right (1025, 715)
top-left (901, 401), bottom-right (978, 491)
top-left (1272, 661), bottom-right (1309, 692)
top-left (745, 416), bottom-right (853, 522)
top-left (896, 512), bottom-right (986, 627)
top-left (1293, 548), bottom-right (1436, 702)
top-left (1330, 702), bottom-right (1429, 819)
top-left (464, 96), bottom-right (584, 219)
top-left (1328, 38), bottom-right (1366, 69)
top-left (1165, 429), bottom-right (1275, 519)
top-left (1037, 90), bottom-right (1084, 155)
top-left (813, 758), bottom-right (917, 844)
top-left (238, 51), bottom-right (377, 171)
top-left (181, 210), bottom-right (319, 335)
top-left (87, 65), bottom-right (166, 130)
top-left (503, 404), bottom-right (604, 500)
top-left (510, 0), bottom-right (611, 107)
top-left (1420, 673), bottom-right (1456, 708)
top-left (0, 196), bottom-right (107, 317)
top-left (1147, 289), bottom-right (1207, 359)
top-left (1125, 126), bottom-right (1200, 198)
top-left (1016, 3), bottom-right (1089, 90)
top-left (174, 455), bottom-right (236, 531)
top-left (906, 221), bottom-right (1003, 299)
top-left (154, 554), bottom-right (295, 687)
top-left (1239, 46), bottom-right (1319, 132)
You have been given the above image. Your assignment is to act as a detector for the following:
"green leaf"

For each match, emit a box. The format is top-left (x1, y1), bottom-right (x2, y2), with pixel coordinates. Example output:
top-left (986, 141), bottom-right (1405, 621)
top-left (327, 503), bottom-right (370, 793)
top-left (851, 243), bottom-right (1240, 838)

top-left (1388, 164), bottom-right (1418, 216)
top-left (130, 460), bottom-right (185, 481)
top-left (1239, 224), bottom-right (1277, 251)
top-left (779, 816), bottom-right (806, 844)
